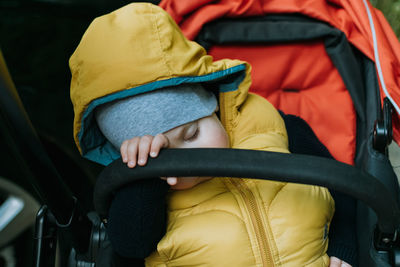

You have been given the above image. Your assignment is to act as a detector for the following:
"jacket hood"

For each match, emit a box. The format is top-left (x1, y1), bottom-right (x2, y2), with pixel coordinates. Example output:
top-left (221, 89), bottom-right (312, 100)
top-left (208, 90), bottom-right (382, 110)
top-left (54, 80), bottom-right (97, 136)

top-left (69, 3), bottom-right (249, 165)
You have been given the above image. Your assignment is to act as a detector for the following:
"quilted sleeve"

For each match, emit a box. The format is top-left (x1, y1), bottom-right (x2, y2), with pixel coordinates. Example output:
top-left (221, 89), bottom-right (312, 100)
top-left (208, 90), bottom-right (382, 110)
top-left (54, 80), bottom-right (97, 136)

top-left (231, 93), bottom-right (289, 153)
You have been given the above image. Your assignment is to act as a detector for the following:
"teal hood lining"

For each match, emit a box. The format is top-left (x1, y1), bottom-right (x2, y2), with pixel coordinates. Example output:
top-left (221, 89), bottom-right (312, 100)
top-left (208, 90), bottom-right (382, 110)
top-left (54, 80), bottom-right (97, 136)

top-left (79, 64), bottom-right (246, 166)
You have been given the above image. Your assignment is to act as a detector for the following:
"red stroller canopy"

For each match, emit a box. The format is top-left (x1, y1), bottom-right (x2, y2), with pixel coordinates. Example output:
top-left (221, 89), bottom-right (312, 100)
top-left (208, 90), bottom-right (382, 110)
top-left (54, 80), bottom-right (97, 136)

top-left (160, 0), bottom-right (400, 165)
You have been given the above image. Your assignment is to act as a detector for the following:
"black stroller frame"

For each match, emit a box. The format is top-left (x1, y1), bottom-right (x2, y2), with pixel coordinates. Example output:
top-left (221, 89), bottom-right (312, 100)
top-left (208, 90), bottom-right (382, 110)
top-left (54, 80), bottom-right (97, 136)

top-left (1, 5), bottom-right (400, 267)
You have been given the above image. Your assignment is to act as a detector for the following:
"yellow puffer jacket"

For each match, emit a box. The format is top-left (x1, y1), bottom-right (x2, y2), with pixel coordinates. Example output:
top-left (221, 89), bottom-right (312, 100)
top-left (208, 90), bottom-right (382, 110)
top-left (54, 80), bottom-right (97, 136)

top-left (146, 86), bottom-right (334, 267)
top-left (69, 3), bottom-right (334, 266)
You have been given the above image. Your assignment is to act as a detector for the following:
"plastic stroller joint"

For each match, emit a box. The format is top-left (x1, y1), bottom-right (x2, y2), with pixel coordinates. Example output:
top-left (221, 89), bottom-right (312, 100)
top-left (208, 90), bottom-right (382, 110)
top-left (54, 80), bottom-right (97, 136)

top-left (374, 227), bottom-right (400, 267)
top-left (34, 205), bottom-right (57, 267)
top-left (373, 97), bottom-right (393, 154)
top-left (34, 200), bottom-right (94, 267)
top-left (55, 196), bottom-right (93, 254)
top-left (68, 212), bottom-right (110, 267)
top-left (374, 226), bottom-right (398, 251)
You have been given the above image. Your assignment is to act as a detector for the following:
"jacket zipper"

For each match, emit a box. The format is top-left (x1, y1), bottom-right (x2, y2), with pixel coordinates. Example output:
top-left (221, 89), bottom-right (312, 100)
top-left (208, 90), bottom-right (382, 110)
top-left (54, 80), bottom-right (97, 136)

top-left (230, 179), bottom-right (274, 267)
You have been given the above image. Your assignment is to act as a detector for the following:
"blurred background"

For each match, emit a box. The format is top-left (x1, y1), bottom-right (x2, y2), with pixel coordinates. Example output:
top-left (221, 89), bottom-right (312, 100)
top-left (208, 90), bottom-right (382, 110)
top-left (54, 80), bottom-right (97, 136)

top-left (371, 0), bottom-right (400, 37)
top-left (0, 0), bottom-right (399, 266)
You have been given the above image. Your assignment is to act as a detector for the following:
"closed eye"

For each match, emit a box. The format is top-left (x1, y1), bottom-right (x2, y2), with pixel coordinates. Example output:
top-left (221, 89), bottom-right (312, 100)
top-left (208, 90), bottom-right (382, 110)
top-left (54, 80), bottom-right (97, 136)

top-left (186, 128), bottom-right (199, 141)
top-left (184, 123), bottom-right (199, 142)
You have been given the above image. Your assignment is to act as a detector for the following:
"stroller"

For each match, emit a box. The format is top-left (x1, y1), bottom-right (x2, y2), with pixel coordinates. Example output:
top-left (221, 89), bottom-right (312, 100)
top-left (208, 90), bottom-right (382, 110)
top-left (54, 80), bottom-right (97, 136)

top-left (0, 0), bottom-right (400, 266)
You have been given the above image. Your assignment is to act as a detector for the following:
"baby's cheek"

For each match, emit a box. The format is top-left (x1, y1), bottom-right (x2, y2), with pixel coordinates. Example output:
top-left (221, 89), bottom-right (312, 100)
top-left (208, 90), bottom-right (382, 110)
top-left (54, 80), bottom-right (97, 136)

top-left (214, 131), bottom-right (230, 148)
top-left (206, 130), bottom-right (229, 148)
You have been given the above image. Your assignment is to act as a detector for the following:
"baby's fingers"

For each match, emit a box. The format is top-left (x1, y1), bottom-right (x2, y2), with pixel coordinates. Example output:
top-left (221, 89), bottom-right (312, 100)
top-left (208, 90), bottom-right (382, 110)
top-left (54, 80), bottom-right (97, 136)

top-left (121, 137), bottom-right (140, 168)
top-left (137, 135), bottom-right (154, 166)
top-left (329, 257), bottom-right (352, 267)
top-left (166, 177), bottom-right (178, 185)
top-left (160, 177), bottom-right (178, 186)
top-left (150, 134), bottom-right (169, 158)
top-left (120, 140), bottom-right (129, 163)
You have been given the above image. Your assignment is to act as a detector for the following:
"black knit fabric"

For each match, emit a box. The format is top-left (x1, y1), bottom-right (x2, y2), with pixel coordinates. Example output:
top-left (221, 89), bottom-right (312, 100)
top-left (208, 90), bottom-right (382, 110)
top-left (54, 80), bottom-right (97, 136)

top-left (106, 178), bottom-right (169, 260)
top-left (112, 252), bottom-right (145, 267)
top-left (327, 190), bottom-right (358, 265)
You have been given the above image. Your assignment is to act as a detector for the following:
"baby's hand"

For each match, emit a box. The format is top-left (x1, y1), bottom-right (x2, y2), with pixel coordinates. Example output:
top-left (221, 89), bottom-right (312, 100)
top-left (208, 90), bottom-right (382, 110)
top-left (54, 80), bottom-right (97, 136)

top-left (120, 134), bottom-right (169, 168)
top-left (120, 134), bottom-right (211, 189)
top-left (160, 177), bottom-right (212, 190)
top-left (329, 257), bottom-right (351, 267)
top-left (120, 134), bottom-right (180, 187)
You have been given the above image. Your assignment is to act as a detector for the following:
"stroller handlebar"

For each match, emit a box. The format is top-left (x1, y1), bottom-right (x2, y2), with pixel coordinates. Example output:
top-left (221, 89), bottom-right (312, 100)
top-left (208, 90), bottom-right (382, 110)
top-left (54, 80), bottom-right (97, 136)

top-left (95, 148), bottom-right (400, 236)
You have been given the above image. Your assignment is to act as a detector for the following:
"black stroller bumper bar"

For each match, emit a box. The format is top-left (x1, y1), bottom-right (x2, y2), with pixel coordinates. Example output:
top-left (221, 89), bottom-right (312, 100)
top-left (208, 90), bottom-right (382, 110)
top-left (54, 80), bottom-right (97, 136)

top-left (95, 148), bottom-right (400, 241)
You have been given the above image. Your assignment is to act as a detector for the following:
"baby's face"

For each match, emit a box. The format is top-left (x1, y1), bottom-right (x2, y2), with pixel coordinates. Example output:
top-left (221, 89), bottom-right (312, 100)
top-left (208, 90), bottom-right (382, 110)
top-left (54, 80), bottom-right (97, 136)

top-left (162, 113), bottom-right (229, 189)
top-left (164, 113), bottom-right (229, 149)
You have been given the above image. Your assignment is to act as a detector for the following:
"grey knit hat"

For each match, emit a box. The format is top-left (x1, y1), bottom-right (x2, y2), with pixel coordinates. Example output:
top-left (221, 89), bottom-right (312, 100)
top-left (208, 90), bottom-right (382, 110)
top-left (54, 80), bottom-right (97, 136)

top-left (95, 84), bottom-right (217, 149)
